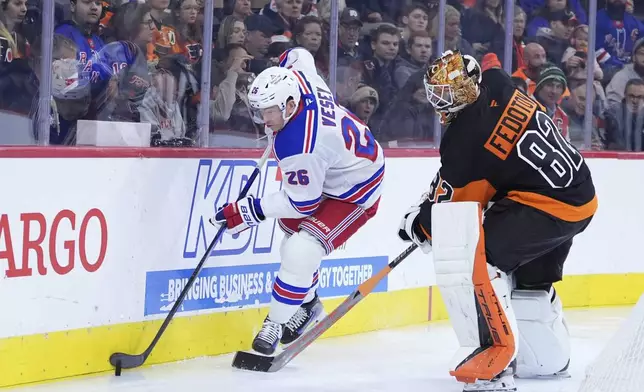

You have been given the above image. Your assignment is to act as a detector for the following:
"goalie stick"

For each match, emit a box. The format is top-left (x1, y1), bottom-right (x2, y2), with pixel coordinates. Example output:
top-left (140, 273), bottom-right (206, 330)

top-left (231, 243), bottom-right (418, 372)
top-left (109, 143), bottom-right (273, 376)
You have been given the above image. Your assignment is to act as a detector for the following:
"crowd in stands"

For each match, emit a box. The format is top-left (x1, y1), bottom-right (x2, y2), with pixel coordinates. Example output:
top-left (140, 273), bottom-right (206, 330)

top-left (0, 0), bottom-right (642, 151)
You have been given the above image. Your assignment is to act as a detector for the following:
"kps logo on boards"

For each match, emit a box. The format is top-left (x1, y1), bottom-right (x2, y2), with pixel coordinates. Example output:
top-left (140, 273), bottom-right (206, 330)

top-left (182, 159), bottom-right (282, 259)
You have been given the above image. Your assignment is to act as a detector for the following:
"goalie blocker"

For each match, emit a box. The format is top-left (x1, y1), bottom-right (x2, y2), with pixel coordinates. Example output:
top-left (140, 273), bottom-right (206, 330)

top-left (431, 201), bottom-right (592, 391)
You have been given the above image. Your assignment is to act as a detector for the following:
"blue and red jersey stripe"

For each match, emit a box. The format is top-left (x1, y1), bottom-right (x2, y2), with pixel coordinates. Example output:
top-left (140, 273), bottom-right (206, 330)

top-left (289, 195), bottom-right (321, 215)
top-left (330, 164), bottom-right (385, 205)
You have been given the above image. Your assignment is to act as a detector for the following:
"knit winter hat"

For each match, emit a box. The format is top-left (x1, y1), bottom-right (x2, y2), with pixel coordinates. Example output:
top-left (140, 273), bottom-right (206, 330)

top-left (534, 64), bottom-right (567, 93)
top-left (349, 84), bottom-right (379, 110)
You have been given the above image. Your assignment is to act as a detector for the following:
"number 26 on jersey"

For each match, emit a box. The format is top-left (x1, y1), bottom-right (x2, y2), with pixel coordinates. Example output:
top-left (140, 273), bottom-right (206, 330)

top-left (285, 169), bottom-right (310, 186)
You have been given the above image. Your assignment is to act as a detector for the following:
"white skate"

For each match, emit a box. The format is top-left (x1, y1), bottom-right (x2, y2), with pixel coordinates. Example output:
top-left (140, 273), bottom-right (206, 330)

top-left (462, 370), bottom-right (517, 392)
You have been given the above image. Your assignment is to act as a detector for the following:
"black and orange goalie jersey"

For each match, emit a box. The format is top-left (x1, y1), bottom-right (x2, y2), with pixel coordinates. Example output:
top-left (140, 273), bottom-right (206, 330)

top-left (416, 68), bottom-right (597, 239)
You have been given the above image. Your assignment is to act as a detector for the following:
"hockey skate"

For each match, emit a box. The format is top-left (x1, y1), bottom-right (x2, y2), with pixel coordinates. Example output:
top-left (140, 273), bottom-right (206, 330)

top-left (462, 369), bottom-right (516, 392)
top-left (281, 294), bottom-right (326, 345)
top-left (252, 317), bottom-right (284, 356)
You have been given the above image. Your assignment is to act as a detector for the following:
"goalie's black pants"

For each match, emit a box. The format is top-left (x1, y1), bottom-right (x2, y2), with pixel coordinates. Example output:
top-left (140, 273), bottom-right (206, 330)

top-left (482, 198), bottom-right (593, 291)
top-left (473, 198), bottom-right (593, 354)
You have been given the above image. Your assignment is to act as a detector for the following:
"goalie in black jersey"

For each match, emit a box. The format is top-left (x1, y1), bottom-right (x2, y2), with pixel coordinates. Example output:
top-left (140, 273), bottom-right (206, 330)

top-left (397, 50), bottom-right (597, 392)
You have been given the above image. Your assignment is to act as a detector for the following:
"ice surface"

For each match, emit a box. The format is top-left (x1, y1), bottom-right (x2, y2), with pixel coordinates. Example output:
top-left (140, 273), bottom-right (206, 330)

top-left (11, 306), bottom-right (631, 392)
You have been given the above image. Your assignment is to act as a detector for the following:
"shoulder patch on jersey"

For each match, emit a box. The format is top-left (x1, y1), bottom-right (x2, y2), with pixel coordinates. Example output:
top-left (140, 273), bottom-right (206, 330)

top-left (274, 105), bottom-right (319, 160)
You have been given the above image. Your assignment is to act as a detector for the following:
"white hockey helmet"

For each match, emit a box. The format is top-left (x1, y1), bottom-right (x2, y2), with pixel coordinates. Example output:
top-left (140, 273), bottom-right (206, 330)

top-left (248, 66), bottom-right (302, 126)
top-left (424, 50), bottom-right (482, 124)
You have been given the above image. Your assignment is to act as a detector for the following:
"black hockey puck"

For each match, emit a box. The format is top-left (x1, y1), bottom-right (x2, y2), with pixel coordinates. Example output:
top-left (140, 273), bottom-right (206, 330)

top-left (114, 360), bottom-right (122, 376)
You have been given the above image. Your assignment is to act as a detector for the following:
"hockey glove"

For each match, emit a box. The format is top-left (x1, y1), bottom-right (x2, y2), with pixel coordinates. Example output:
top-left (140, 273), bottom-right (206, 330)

top-left (398, 205), bottom-right (432, 254)
top-left (213, 196), bottom-right (265, 235)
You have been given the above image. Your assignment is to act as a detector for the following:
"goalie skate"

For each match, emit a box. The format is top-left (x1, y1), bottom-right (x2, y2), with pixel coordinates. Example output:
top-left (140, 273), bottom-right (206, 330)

top-left (281, 294), bottom-right (326, 345)
top-left (462, 369), bottom-right (517, 392)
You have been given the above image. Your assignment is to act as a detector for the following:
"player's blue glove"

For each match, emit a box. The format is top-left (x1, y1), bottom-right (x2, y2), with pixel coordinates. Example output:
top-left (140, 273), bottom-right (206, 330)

top-left (398, 205), bottom-right (432, 254)
top-left (212, 196), bottom-right (265, 235)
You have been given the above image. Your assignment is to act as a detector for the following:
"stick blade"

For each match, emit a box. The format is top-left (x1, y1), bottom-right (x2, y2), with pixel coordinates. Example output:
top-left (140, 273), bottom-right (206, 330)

top-left (231, 351), bottom-right (278, 372)
top-left (110, 352), bottom-right (146, 370)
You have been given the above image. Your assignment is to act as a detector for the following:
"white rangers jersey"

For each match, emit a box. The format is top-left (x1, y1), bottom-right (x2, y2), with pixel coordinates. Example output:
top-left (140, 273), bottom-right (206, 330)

top-left (259, 70), bottom-right (385, 219)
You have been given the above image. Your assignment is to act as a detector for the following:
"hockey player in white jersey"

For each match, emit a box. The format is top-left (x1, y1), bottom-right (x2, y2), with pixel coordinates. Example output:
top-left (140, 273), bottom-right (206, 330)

top-left (213, 56), bottom-right (384, 356)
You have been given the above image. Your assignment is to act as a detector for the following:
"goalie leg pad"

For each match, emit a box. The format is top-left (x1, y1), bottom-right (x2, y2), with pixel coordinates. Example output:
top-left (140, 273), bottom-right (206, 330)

top-left (269, 231), bottom-right (325, 323)
top-left (513, 287), bottom-right (571, 378)
top-left (431, 202), bottom-right (519, 384)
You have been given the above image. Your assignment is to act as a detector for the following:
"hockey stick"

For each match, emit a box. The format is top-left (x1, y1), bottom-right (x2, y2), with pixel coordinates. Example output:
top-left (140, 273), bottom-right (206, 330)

top-left (109, 144), bottom-right (273, 376)
top-left (231, 243), bottom-right (418, 372)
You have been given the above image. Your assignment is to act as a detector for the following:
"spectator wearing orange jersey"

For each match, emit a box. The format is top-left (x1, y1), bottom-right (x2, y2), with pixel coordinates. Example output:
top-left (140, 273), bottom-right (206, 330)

top-left (172, 0), bottom-right (203, 63)
top-left (146, 0), bottom-right (184, 66)
top-left (512, 42), bottom-right (570, 102)
top-left (512, 42), bottom-right (547, 95)
top-left (99, 0), bottom-right (114, 37)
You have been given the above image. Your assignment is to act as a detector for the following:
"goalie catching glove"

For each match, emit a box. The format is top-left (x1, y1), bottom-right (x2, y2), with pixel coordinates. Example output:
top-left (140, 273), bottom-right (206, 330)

top-left (397, 205), bottom-right (432, 254)
top-left (212, 196), bottom-right (265, 235)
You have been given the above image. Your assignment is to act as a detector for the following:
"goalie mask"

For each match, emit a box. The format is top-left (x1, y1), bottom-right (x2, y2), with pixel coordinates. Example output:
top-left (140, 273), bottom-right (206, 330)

top-left (424, 50), bottom-right (482, 124)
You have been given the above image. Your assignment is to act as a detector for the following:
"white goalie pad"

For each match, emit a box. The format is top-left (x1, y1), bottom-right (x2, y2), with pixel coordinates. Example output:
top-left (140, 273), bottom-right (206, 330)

top-left (513, 288), bottom-right (571, 378)
top-left (431, 202), bottom-right (482, 351)
top-left (431, 202), bottom-right (519, 378)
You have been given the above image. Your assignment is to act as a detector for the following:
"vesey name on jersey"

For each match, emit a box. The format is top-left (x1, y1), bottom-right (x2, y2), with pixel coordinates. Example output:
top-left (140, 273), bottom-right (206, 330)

top-left (317, 87), bottom-right (336, 127)
top-left (182, 159), bottom-right (282, 259)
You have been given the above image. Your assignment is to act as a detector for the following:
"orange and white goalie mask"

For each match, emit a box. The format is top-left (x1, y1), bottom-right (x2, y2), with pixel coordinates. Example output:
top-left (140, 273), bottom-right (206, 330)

top-left (424, 50), bottom-right (482, 124)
